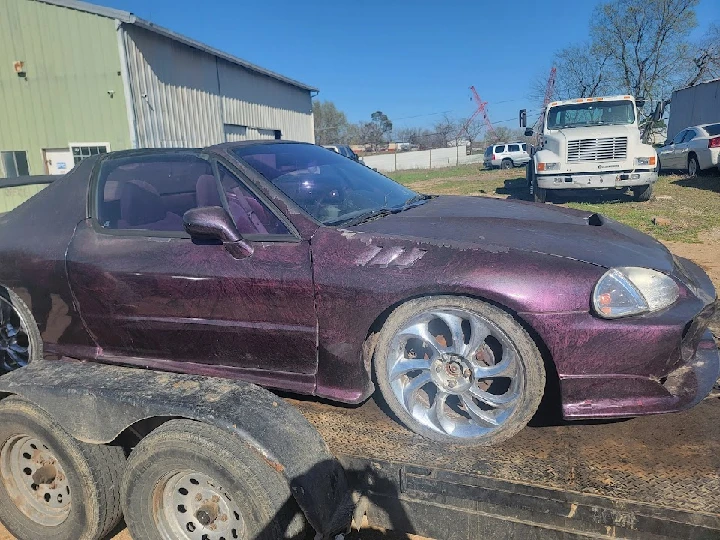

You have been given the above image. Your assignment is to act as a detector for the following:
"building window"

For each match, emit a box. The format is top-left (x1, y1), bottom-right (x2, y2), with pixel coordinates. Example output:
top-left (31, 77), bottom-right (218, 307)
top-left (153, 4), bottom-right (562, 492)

top-left (0, 151), bottom-right (30, 178)
top-left (71, 144), bottom-right (108, 165)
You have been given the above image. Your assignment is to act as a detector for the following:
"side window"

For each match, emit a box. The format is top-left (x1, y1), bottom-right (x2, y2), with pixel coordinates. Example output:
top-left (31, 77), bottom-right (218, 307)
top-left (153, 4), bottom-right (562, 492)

top-left (0, 151), bottom-right (29, 178)
top-left (97, 153), bottom-right (213, 232)
top-left (522, 144), bottom-right (528, 152)
top-left (216, 163), bottom-right (290, 236)
top-left (671, 130), bottom-right (686, 145)
top-left (495, 145), bottom-right (506, 153)
top-left (508, 144), bottom-right (520, 152)
top-left (682, 129), bottom-right (696, 142)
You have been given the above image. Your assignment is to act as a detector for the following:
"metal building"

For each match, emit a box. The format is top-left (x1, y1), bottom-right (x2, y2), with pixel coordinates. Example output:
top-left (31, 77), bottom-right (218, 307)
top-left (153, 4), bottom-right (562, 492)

top-left (666, 78), bottom-right (720, 140)
top-left (0, 0), bottom-right (317, 177)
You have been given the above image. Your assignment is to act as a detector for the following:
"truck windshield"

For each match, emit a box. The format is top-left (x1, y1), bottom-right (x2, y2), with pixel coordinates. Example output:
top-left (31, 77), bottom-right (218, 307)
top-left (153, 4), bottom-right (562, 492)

top-left (546, 100), bottom-right (635, 129)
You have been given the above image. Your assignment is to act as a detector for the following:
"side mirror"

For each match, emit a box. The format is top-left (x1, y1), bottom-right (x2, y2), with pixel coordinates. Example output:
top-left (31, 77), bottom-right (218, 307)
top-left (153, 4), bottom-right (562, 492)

top-left (636, 98), bottom-right (646, 108)
top-left (524, 128), bottom-right (534, 137)
top-left (183, 206), bottom-right (253, 259)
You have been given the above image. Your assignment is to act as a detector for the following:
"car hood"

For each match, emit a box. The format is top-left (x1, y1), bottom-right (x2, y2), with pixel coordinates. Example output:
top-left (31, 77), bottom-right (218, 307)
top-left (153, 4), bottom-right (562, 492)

top-left (352, 196), bottom-right (675, 272)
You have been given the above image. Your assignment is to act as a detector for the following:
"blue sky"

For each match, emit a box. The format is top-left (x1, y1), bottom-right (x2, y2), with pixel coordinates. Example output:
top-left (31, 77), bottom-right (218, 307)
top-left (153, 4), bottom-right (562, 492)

top-left (101, 0), bottom-right (718, 132)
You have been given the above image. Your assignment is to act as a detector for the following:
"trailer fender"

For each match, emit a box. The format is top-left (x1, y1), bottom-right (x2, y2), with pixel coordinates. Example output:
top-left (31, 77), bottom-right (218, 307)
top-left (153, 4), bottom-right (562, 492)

top-left (0, 360), bottom-right (352, 538)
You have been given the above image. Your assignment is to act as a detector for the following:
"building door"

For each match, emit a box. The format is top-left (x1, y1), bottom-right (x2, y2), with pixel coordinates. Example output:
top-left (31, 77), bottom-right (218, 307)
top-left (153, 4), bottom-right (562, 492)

top-left (43, 149), bottom-right (74, 175)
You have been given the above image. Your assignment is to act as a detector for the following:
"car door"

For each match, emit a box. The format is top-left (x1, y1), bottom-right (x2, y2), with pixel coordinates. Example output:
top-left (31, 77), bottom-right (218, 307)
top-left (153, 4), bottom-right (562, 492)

top-left (66, 150), bottom-right (318, 389)
top-left (673, 128), bottom-right (697, 168)
top-left (660, 129), bottom-right (686, 169)
top-left (507, 144), bottom-right (522, 165)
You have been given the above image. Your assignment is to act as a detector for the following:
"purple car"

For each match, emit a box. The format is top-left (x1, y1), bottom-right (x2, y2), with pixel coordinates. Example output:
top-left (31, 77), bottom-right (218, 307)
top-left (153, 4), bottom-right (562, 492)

top-left (0, 141), bottom-right (717, 445)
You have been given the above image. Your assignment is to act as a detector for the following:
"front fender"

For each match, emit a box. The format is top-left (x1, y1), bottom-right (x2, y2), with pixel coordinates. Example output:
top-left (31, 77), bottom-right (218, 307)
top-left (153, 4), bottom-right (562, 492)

top-left (0, 360), bottom-right (352, 538)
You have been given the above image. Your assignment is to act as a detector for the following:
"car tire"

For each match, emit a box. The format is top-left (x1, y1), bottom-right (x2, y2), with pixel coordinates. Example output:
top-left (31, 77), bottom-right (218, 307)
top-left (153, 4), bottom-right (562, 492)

top-left (0, 288), bottom-right (42, 373)
top-left (0, 396), bottom-right (125, 540)
top-left (633, 183), bottom-right (654, 202)
top-left (688, 154), bottom-right (700, 177)
top-left (122, 419), bottom-right (304, 540)
top-left (501, 159), bottom-right (513, 170)
top-left (373, 296), bottom-right (545, 446)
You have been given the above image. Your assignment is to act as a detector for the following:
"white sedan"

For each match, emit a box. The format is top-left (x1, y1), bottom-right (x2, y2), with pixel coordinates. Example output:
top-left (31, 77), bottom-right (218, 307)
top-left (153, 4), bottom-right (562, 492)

top-left (658, 122), bottom-right (720, 176)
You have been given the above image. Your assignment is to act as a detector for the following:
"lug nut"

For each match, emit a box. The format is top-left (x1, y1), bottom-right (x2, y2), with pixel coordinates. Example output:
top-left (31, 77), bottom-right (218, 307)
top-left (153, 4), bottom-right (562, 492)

top-left (447, 380), bottom-right (456, 388)
top-left (195, 493), bottom-right (203, 501)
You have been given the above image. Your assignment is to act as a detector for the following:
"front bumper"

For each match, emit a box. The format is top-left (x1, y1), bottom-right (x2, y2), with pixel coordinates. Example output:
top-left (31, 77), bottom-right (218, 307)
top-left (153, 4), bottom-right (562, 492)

top-left (536, 169), bottom-right (657, 190)
top-left (522, 257), bottom-right (719, 420)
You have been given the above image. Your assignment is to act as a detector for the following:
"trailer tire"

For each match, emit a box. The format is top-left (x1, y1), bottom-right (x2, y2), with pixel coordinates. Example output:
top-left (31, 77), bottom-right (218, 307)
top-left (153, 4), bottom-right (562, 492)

top-left (122, 419), bottom-right (304, 540)
top-left (373, 296), bottom-right (545, 446)
top-left (0, 396), bottom-right (125, 540)
top-left (0, 287), bottom-right (42, 372)
top-left (633, 183), bottom-right (654, 202)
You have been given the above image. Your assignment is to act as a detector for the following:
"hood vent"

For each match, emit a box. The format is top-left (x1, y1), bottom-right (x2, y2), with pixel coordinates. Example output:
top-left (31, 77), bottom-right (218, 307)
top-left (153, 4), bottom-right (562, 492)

top-left (587, 213), bottom-right (604, 226)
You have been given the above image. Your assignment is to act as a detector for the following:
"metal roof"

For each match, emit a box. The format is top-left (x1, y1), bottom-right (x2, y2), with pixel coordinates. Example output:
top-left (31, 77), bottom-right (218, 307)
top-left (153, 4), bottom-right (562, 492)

top-left (32, 0), bottom-right (318, 92)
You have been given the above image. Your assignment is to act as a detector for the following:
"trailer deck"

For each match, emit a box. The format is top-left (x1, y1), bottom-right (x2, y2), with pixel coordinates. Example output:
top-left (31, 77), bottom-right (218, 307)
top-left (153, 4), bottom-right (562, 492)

top-left (293, 395), bottom-right (720, 539)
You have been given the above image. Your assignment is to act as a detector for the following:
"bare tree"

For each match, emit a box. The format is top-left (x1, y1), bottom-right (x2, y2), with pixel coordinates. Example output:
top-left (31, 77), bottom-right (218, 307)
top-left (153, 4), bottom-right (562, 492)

top-left (554, 43), bottom-right (611, 99)
top-left (591, 0), bottom-right (699, 109)
top-left (313, 101), bottom-right (351, 145)
top-left (433, 113), bottom-right (460, 147)
top-left (687, 23), bottom-right (720, 86)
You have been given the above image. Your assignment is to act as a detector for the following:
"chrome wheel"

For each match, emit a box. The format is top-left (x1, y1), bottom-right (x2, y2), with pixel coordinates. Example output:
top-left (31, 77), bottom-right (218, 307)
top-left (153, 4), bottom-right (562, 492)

top-left (0, 435), bottom-right (71, 526)
top-left (0, 296), bottom-right (31, 371)
top-left (387, 309), bottom-right (523, 439)
top-left (688, 156), bottom-right (698, 177)
top-left (154, 471), bottom-right (246, 540)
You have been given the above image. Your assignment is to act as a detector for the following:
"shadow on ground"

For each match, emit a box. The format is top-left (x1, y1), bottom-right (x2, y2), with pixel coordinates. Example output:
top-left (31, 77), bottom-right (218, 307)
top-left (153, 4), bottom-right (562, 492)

top-left (495, 177), bottom-right (643, 204)
top-left (671, 174), bottom-right (720, 193)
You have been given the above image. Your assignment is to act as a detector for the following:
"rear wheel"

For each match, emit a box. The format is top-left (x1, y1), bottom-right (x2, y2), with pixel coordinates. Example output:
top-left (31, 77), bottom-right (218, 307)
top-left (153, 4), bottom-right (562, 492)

top-left (373, 296), bottom-right (545, 446)
top-left (688, 154), bottom-right (700, 177)
top-left (122, 419), bottom-right (304, 540)
top-left (633, 183), bottom-right (654, 202)
top-left (501, 159), bottom-right (513, 170)
top-left (0, 289), bottom-right (41, 373)
top-left (0, 397), bottom-right (125, 540)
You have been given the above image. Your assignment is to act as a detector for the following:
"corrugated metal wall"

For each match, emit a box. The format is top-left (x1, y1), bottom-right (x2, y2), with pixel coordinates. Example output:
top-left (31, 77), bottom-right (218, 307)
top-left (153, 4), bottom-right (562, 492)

top-left (667, 80), bottom-right (720, 140)
top-left (0, 0), bottom-right (131, 175)
top-left (0, 184), bottom-right (48, 213)
top-left (122, 25), bottom-right (314, 148)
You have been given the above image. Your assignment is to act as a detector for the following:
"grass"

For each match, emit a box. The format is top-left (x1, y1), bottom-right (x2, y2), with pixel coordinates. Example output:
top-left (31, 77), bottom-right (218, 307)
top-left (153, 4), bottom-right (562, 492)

top-left (389, 165), bottom-right (720, 243)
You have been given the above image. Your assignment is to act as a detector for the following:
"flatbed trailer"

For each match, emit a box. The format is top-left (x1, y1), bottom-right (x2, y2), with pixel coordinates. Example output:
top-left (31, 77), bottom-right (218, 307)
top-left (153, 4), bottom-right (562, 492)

top-left (292, 395), bottom-right (720, 540)
top-left (0, 360), bottom-right (716, 540)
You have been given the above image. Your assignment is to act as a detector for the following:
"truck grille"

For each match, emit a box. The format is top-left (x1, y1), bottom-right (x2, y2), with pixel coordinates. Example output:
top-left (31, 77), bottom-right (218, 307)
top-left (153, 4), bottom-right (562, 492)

top-left (567, 137), bottom-right (628, 162)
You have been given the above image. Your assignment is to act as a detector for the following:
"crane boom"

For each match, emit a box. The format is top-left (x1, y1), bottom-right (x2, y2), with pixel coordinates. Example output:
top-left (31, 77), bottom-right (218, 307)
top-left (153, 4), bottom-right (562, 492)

top-left (456, 86), bottom-right (497, 141)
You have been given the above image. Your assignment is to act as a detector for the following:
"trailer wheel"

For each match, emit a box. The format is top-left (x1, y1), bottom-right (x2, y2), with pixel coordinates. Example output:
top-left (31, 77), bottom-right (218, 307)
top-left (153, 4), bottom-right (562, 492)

top-left (632, 183), bottom-right (654, 202)
top-left (122, 419), bottom-right (303, 540)
top-left (373, 296), bottom-right (545, 446)
top-left (0, 396), bottom-right (124, 540)
top-left (0, 288), bottom-right (42, 372)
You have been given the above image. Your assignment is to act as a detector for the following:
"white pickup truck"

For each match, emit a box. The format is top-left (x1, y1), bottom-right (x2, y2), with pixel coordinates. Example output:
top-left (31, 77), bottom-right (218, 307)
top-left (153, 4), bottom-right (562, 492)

top-left (524, 95), bottom-right (658, 203)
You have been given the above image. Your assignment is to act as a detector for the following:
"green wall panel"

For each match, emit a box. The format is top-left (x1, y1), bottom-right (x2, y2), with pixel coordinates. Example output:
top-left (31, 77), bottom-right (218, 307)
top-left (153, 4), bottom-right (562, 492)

top-left (0, 184), bottom-right (48, 213)
top-left (0, 0), bottom-right (131, 175)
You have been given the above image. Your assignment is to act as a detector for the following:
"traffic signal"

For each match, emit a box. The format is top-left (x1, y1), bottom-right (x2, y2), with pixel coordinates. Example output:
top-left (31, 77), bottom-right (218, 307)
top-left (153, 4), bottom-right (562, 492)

top-left (519, 109), bottom-right (527, 128)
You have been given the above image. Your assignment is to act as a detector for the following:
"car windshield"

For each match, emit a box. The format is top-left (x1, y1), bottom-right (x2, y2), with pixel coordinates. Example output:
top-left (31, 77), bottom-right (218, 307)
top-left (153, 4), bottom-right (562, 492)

top-left (704, 123), bottom-right (720, 137)
top-left (546, 100), bottom-right (635, 129)
top-left (232, 143), bottom-right (420, 225)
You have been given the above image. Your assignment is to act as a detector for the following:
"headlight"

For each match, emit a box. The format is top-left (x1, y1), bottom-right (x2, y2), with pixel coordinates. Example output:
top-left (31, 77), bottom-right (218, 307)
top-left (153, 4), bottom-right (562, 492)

top-left (635, 157), bottom-right (657, 167)
top-left (593, 267), bottom-right (679, 319)
top-left (538, 162), bottom-right (560, 171)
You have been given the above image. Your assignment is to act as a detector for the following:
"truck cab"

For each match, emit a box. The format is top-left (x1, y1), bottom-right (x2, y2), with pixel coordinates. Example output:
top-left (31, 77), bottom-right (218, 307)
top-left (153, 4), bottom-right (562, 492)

top-left (525, 95), bottom-right (658, 203)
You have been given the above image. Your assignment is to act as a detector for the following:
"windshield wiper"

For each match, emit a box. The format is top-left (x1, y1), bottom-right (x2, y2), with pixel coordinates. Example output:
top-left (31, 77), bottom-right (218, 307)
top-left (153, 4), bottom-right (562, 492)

top-left (402, 193), bottom-right (432, 207)
top-left (340, 207), bottom-right (399, 226)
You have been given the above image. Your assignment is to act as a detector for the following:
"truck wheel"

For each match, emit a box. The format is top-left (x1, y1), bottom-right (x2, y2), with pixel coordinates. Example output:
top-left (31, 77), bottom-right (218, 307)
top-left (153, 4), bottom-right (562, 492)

top-left (373, 296), bottom-right (545, 446)
top-left (501, 159), bottom-right (513, 170)
top-left (122, 419), bottom-right (303, 540)
top-left (531, 174), bottom-right (547, 203)
top-left (0, 396), bottom-right (125, 540)
top-left (0, 288), bottom-right (42, 372)
top-left (633, 183), bottom-right (654, 202)
top-left (688, 154), bottom-right (700, 177)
